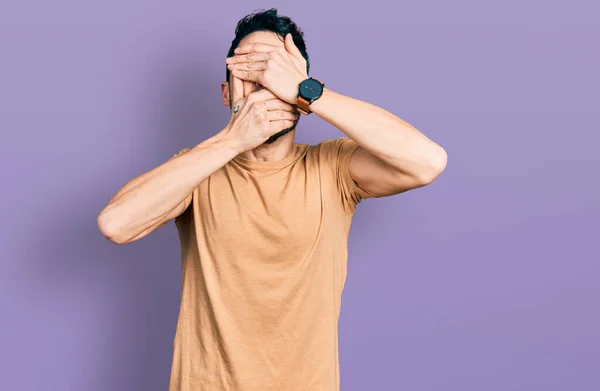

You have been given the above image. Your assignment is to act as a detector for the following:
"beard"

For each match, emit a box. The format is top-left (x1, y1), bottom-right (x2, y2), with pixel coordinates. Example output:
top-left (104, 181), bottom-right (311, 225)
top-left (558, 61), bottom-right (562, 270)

top-left (264, 117), bottom-right (298, 144)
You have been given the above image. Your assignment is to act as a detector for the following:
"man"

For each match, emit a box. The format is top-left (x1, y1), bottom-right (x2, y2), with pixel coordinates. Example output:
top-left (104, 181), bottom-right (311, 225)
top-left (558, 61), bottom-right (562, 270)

top-left (97, 8), bottom-right (447, 391)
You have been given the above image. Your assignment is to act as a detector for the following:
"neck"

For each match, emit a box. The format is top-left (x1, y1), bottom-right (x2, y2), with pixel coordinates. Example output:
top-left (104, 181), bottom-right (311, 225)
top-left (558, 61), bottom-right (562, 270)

top-left (239, 132), bottom-right (296, 162)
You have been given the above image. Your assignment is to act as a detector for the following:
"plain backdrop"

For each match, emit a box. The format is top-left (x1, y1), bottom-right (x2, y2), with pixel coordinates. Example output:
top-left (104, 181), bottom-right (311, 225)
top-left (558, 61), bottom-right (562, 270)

top-left (1, 1), bottom-right (598, 390)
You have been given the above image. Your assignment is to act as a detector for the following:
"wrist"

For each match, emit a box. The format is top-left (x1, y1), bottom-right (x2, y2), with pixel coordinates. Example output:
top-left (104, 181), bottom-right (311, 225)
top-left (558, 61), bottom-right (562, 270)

top-left (306, 87), bottom-right (330, 115)
top-left (215, 127), bottom-right (246, 154)
top-left (296, 77), bottom-right (325, 115)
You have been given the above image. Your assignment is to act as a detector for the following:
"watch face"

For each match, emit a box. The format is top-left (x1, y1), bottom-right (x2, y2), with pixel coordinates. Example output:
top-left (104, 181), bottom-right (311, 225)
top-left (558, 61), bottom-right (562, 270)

top-left (299, 78), bottom-right (323, 100)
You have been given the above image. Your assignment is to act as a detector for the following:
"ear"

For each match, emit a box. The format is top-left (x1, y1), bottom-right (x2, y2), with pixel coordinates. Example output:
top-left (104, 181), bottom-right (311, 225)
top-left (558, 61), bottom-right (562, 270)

top-left (221, 81), bottom-right (230, 106)
top-left (284, 33), bottom-right (303, 59)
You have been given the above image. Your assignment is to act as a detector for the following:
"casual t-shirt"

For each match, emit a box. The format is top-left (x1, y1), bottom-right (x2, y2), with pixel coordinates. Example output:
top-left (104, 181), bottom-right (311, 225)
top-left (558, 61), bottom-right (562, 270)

top-left (167, 138), bottom-right (374, 391)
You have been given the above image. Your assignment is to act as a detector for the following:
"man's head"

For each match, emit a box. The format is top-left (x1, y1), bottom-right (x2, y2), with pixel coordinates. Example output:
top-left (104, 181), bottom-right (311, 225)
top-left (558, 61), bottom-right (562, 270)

top-left (220, 8), bottom-right (310, 144)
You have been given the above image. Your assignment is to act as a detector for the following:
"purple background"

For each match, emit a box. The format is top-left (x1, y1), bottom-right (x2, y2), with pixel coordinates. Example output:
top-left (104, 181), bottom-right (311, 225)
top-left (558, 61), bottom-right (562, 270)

top-left (1, 1), bottom-right (599, 390)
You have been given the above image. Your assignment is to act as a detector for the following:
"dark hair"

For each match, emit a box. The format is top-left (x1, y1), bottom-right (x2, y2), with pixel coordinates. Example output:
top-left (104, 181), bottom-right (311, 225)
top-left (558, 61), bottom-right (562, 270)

top-left (225, 8), bottom-right (310, 82)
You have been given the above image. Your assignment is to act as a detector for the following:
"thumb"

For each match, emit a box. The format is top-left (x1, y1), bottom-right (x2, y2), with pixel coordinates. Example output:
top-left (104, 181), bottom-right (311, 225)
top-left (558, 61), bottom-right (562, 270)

top-left (284, 33), bottom-right (303, 59)
top-left (231, 74), bottom-right (244, 107)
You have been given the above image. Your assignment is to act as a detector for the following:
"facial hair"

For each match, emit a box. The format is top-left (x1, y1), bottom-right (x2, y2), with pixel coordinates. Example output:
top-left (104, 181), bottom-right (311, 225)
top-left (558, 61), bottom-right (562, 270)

top-left (229, 84), bottom-right (299, 145)
top-left (264, 118), bottom-right (298, 144)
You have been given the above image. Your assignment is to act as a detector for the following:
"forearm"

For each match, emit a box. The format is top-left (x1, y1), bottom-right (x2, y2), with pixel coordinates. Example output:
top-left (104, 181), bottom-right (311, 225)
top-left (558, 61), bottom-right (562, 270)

top-left (310, 88), bottom-right (446, 176)
top-left (98, 131), bottom-right (241, 243)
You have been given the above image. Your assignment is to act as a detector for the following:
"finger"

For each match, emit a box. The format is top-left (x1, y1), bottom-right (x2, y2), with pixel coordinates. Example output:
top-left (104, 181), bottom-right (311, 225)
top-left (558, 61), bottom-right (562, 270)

top-left (246, 87), bottom-right (278, 102)
top-left (227, 61), bottom-right (268, 72)
top-left (230, 74), bottom-right (244, 107)
top-left (230, 69), bottom-right (262, 83)
top-left (284, 33), bottom-right (303, 59)
top-left (225, 52), bottom-right (270, 64)
top-left (234, 43), bottom-right (279, 55)
top-left (264, 98), bottom-right (298, 112)
top-left (267, 110), bottom-right (300, 122)
top-left (270, 119), bottom-right (296, 133)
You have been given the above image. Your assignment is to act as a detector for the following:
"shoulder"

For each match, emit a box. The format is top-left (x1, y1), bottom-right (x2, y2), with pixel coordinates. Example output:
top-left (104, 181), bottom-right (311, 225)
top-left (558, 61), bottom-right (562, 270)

top-left (315, 138), bottom-right (348, 150)
top-left (309, 138), bottom-right (360, 162)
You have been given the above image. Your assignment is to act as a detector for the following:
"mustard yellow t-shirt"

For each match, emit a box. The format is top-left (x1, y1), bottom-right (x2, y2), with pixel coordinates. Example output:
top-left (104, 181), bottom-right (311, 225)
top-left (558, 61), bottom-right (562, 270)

top-left (168, 138), bottom-right (373, 391)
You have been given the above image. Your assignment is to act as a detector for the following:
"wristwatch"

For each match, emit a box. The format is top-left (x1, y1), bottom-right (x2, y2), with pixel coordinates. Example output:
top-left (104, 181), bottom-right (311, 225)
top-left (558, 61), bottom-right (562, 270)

top-left (297, 77), bottom-right (325, 115)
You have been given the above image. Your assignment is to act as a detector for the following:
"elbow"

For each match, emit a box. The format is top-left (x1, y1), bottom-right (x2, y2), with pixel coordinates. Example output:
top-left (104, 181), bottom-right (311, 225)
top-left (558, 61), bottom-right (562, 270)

top-left (97, 209), bottom-right (129, 245)
top-left (417, 147), bottom-right (448, 186)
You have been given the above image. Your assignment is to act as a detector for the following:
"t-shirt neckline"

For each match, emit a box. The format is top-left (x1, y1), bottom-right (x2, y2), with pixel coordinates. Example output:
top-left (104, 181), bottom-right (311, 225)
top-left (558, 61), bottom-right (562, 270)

top-left (232, 143), bottom-right (302, 171)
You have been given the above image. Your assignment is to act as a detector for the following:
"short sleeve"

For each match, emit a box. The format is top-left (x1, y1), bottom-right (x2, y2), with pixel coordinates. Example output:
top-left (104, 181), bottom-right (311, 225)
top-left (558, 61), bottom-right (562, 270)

top-left (320, 138), bottom-right (375, 213)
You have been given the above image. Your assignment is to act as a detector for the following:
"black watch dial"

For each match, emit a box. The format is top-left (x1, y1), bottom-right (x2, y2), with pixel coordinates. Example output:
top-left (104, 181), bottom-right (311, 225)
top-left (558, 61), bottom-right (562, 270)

top-left (299, 78), bottom-right (323, 102)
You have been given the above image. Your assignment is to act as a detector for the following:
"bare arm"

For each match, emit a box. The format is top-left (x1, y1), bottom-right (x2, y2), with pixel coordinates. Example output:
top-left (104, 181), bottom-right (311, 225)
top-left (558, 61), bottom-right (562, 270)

top-left (310, 88), bottom-right (447, 196)
top-left (97, 132), bottom-right (241, 244)
top-left (97, 80), bottom-right (296, 245)
top-left (223, 41), bottom-right (447, 197)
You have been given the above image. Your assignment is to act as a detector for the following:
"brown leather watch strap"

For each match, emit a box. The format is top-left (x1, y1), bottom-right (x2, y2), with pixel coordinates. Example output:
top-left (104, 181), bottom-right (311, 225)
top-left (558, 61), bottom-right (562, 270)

top-left (297, 96), bottom-right (311, 115)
